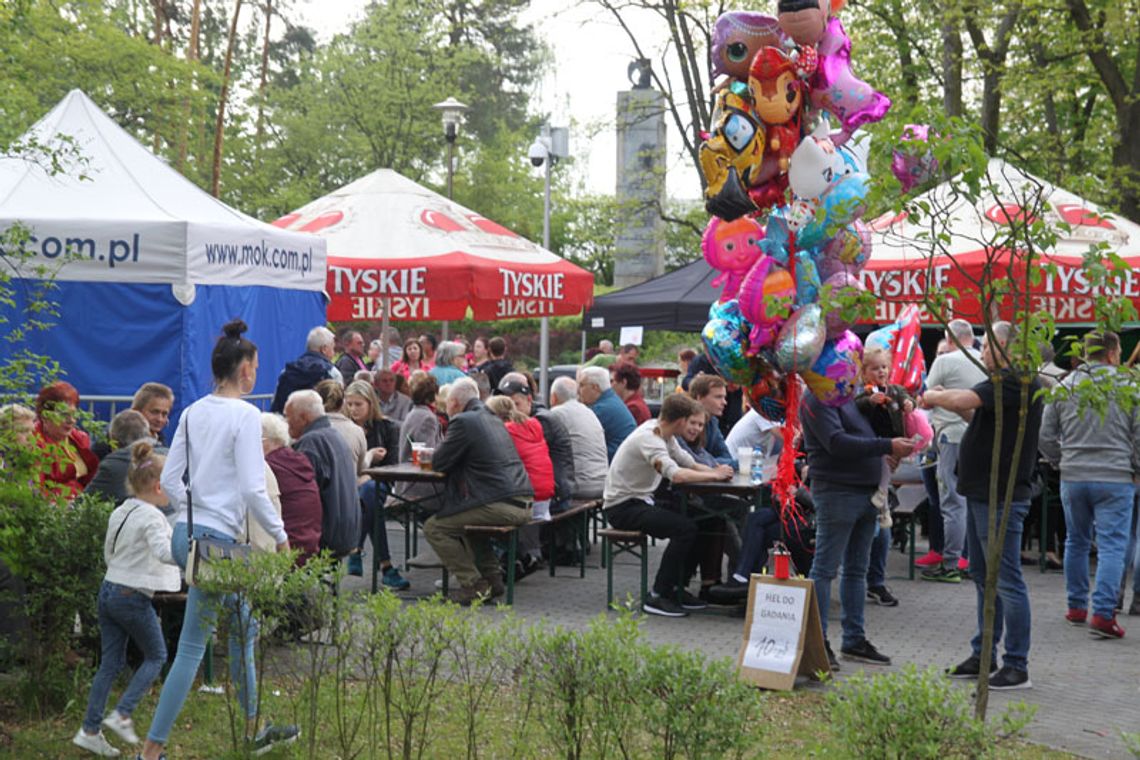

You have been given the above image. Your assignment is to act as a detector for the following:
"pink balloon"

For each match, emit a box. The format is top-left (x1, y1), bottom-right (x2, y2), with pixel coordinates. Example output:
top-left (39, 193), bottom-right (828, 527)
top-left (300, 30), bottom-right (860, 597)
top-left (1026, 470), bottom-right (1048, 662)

top-left (738, 256), bottom-right (795, 351)
top-left (809, 18), bottom-right (891, 138)
top-left (821, 271), bottom-right (865, 337)
top-left (817, 220), bottom-right (871, 280)
top-left (891, 124), bottom-right (939, 192)
top-left (701, 216), bottom-right (766, 301)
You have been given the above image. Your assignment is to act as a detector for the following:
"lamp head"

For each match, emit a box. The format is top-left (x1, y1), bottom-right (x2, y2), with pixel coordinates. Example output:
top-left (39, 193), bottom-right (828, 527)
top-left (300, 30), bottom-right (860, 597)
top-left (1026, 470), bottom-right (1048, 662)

top-left (433, 97), bottom-right (469, 142)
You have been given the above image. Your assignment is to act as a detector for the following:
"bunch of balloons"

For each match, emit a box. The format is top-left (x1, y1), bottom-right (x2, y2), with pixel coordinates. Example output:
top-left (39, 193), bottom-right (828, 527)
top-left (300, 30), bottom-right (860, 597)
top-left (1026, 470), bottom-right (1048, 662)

top-left (698, 1), bottom-right (906, 423)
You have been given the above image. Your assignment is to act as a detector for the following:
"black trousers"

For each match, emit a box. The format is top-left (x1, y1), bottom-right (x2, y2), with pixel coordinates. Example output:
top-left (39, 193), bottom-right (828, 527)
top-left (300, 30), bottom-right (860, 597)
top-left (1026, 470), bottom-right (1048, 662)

top-left (606, 499), bottom-right (698, 596)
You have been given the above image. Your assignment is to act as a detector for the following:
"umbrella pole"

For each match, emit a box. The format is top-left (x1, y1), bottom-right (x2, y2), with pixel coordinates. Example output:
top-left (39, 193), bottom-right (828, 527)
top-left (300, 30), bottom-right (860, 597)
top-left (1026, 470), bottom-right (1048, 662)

top-left (380, 297), bottom-right (391, 370)
top-left (441, 320), bottom-right (450, 341)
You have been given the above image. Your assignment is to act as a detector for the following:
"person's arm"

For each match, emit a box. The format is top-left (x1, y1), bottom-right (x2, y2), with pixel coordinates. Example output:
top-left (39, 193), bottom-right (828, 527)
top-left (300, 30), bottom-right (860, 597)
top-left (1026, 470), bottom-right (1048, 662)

top-left (922, 387), bottom-right (983, 419)
top-left (430, 415), bottom-right (470, 474)
top-left (1037, 400), bottom-right (1061, 466)
top-left (800, 399), bottom-right (892, 459)
top-left (235, 410), bottom-right (288, 545)
top-left (671, 465), bottom-right (734, 483)
top-left (160, 411), bottom-right (188, 512)
top-left (705, 421), bottom-right (737, 468)
top-left (143, 511), bottom-right (177, 565)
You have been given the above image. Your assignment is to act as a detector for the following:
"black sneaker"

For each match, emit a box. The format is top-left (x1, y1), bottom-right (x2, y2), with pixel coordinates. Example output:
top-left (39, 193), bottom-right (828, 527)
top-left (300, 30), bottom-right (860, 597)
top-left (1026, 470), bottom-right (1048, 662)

top-left (866, 585), bottom-right (899, 607)
top-left (248, 723), bottom-right (300, 756)
top-left (825, 641), bottom-right (841, 672)
top-left (643, 594), bottom-right (689, 618)
top-left (840, 639), bottom-right (891, 665)
top-left (921, 565), bottom-right (963, 583)
top-left (678, 589), bottom-right (709, 610)
top-left (988, 666), bottom-right (1031, 691)
top-left (945, 654), bottom-right (998, 680)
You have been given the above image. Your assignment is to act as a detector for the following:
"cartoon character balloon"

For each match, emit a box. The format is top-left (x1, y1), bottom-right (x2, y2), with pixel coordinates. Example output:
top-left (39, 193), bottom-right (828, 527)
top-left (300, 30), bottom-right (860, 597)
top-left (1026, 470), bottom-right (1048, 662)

top-left (749, 47), bottom-right (804, 174)
top-left (711, 12), bottom-right (784, 83)
top-left (817, 220), bottom-right (871, 280)
top-left (891, 124), bottom-right (939, 192)
top-left (699, 100), bottom-right (767, 221)
top-left (701, 299), bottom-right (757, 387)
top-left (801, 329), bottom-right (862, 406)
top-left (777, 0), bottom-right (845, 46)
top-left (702, 216), bottom-right (766, 301)
top-left (737, 256), bottom-right (795, 350)
top-left (809, 18), bottom-right (892, 143)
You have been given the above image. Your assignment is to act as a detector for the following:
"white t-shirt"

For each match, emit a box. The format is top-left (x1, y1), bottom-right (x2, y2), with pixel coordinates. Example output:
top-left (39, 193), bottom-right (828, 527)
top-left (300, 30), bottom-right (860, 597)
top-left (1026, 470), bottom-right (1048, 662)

top-left (925, 348), bottom-right (987, 443)
top-left (161, 395), bottom-right (287, 544)
top-left (603, 420), bottom-right (695, 508)
top-left (725, 409), bottom-right (781, 455)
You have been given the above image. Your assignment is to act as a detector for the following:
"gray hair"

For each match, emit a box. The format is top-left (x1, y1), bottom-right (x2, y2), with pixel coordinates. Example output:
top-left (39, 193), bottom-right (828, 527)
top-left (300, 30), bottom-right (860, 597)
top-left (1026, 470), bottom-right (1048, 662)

top-left (551, 376), bottom-right (578, 404)
top-left (109, 409), bottom-right (150, 448)
top-left (599, 339), bottom-right (614, 353)
top-left (434, 340), bottom-right (465, 367)
top-left (260, 412), bottom-right (290, 446)
top-left (579, 366), bottom-right (610, 392)
top-left (947, 319), bottom-right (974, 343)
top-left (448, 377), bottom-right (480, 409)
top-left (990, 321), bottom-right (1015, 346)
top-left (285, 389), bottom-right (325, 420)
top-left (306, 326), bottom-right (335, 352)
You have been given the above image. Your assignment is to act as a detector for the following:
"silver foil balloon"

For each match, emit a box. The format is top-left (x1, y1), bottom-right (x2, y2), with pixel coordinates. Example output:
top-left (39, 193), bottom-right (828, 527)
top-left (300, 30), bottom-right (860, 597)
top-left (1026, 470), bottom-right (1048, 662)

top-left (774, 303), bottom-right (827, 373)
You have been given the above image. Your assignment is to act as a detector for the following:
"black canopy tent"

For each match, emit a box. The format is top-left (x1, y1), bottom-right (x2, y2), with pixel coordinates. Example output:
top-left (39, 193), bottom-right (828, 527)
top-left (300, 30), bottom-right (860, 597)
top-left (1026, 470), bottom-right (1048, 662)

top-left (582, 258), bottom-right (718, 333)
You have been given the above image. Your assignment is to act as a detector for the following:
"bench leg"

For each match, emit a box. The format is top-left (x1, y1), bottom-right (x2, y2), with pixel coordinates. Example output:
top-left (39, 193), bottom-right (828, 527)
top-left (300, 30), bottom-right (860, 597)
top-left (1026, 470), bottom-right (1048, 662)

top-left (506, 531), bottom-right (518, 605)
top-left (579, 512), bottom-right (587, 579)
top-left (639, 540), bottom-right (648, 608)
top-left (442, 568), bottom-right (449, 596)
top-left (604, 537), bottom-right (613, 608)
top-left (908, 519), bottom-right (916, 581)
top-left (548, 522), bottom-right (557, 578)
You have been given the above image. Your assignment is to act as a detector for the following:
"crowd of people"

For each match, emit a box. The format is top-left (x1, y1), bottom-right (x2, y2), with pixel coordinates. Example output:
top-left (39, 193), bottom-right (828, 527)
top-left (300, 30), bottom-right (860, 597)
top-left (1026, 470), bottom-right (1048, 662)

top-left (1, 318), bottom-right (1137, 757)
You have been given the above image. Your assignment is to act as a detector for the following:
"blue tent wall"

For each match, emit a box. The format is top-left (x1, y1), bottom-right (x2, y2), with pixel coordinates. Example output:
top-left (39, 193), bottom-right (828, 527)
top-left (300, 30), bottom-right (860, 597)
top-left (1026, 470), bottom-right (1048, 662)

top-left (1, 279), bottom-right (323, 430)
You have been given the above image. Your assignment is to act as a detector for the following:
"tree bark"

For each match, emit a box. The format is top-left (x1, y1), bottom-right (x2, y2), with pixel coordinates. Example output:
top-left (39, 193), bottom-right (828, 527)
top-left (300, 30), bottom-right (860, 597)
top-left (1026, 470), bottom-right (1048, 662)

top-left (176, 0), bottom-right (202, 172)
top-left (211, 0), bottom-right (244, 198)
top-left (939, 14), bottom-right (963, 117)
top-left (964, 6), bottom-right (1020, 154)
top-left (256, 0), bottom-right (273, 147)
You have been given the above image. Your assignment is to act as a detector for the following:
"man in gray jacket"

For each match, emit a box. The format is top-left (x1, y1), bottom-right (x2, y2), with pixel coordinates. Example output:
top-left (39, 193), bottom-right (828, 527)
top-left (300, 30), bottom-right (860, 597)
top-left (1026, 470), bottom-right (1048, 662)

top-left (423, 378), bottom-right (534, 604)
top-left (1039, 331), bottom-right (1139, 638)
top-left (547, 376), bottom-right (608, 499)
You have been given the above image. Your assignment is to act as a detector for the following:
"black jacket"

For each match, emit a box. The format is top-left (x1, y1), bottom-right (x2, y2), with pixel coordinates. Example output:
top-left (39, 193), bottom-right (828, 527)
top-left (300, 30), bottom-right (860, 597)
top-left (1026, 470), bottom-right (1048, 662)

top-left (479, 358), bottom-right (514, 390)
top-left (536, 409), bottom-right (576, 502)
top-left (432, 399), bottom-right (533, 517)
top-left (272, 351), bottom-right (336, 413)
top-left (293, 416), bottom-right (360, 556)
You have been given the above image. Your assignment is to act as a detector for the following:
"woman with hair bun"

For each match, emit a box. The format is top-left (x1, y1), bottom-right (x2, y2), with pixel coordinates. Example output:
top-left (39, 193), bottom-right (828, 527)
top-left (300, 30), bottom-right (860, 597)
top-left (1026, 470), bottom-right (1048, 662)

top-left (139, 320), bottom-right (297, 759)
top-left (72, 443), bottom-right (179, 756)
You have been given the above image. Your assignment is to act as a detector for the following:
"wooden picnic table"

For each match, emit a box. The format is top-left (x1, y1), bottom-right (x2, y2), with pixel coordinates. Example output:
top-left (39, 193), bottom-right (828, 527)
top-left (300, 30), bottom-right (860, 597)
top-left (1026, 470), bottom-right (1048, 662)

top-left (363, 463), bottom-right (446, 592)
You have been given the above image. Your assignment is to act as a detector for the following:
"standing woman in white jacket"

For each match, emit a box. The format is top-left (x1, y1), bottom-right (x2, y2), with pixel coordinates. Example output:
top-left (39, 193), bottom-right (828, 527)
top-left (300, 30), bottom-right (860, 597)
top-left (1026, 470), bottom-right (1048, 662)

top-left (139, 320), bottom-right (296, 760)
top-left (73, 442), bottom-right (180, 757)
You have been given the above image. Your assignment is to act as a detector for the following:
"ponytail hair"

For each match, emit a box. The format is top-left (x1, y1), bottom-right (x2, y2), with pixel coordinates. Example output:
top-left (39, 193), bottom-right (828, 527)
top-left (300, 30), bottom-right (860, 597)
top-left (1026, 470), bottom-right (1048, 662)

top-left (127, 441), bottom-right (165, 497)
top-left (211, 319), bottom-right (258, 383)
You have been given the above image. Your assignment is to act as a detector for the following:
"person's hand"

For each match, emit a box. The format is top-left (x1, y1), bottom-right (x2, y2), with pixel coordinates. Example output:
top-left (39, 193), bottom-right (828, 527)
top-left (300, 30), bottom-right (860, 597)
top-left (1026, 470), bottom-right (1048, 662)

top-left (902, 398), bottom-right (915, 414)
top-left (870, 392), bottom-right (888, 405)
top-left (276, 540), bottom-right (290, 553)
top-left (714, 464), bottom-right (735, 480)
top-left (885, 455), bottom-right (901, 470)
top-left (891, 437), bottom-right (917, 459)
top-left (369, 446), bottom-right (387, 463)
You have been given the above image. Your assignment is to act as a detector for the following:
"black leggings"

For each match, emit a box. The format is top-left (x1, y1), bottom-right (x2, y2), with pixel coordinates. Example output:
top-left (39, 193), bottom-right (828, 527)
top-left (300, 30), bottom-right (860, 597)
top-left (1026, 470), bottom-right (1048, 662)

top-left (606, 500), bottom-right (698, 596)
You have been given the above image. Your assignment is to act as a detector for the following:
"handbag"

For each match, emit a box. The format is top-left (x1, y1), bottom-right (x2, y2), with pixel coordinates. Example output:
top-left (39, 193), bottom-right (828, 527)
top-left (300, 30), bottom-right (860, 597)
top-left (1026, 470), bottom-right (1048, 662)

top-left (183, 411), bottom-right (252, 589)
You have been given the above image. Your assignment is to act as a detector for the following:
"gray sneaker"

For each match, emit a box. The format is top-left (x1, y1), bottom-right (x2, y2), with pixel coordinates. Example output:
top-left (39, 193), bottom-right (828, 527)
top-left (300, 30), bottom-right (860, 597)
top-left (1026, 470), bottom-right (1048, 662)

top-left (248, 723), bottom-right (300, 756)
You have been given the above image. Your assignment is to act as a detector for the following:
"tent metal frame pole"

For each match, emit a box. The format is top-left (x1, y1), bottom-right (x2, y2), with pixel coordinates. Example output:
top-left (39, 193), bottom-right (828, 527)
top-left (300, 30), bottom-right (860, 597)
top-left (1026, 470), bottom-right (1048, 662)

top-left (539, 149), bottom-right (552, 402)
top-left (380, 297), bottom-right (391, 370)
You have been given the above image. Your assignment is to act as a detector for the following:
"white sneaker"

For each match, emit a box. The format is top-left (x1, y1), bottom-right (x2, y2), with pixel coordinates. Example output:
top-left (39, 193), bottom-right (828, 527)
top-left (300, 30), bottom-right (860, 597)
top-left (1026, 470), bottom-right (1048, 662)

top-left (72, 728), bottom-right (121, 757)
top-left (102, 711), bottom-right (140, 744)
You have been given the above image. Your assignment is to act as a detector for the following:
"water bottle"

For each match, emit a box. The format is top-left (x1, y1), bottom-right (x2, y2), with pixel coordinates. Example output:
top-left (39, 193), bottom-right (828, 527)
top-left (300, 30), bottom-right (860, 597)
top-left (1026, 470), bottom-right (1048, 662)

top-left (750, 446), bottom-right (765, 485)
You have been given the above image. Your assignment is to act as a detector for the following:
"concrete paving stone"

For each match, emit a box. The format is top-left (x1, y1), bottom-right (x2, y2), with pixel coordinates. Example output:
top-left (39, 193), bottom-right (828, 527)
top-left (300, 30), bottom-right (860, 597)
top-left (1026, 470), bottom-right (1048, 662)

top-left (343, 522), bottom-right (1140, 759)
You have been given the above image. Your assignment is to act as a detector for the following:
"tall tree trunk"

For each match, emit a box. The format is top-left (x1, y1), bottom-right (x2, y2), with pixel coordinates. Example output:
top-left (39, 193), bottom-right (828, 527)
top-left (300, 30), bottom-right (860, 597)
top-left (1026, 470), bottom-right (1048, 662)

top-left (211, 0), bottom-right (244, 198)
top-left (176, 0), bottom-right (202, 172)
top-left (939, 15), bottom-right (963, 117)
top-left (964, 7), bottom-right (1020, 154)
top-left (256, 0), bottom-right (272, 147)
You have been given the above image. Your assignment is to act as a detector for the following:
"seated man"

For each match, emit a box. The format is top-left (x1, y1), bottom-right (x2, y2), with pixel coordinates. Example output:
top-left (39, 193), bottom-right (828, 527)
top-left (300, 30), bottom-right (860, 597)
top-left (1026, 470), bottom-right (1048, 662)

top-left (547, 376), bottom-right (608, 500)
top-left (86, 410), bottom-right (155, 505)
top-left (422, 378), bottom-right (534, 605)
top-left (578, 366), bottom-right (636, 461)
top-left (603, 394), bottom-right (734, 618)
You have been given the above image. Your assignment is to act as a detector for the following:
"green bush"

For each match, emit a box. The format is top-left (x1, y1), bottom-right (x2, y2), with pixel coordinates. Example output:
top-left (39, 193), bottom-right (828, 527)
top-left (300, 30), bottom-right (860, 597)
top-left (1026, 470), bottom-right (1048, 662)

top-left (827, 665), bottom-right (1035, 759)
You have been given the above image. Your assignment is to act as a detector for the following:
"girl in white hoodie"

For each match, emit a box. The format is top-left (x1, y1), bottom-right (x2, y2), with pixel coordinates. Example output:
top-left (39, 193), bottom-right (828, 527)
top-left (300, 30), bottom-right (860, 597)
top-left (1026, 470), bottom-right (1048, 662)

top-left (73, 442), bottom-right (180, 757)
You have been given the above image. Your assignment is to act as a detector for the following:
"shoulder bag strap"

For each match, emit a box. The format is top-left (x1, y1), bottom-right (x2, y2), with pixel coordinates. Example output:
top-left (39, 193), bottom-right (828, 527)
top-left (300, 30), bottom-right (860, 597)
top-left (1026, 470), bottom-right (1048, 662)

top-left (185, 412), bottom-right (194, 539)
top-left (110, 503), bottom-right (145, 555)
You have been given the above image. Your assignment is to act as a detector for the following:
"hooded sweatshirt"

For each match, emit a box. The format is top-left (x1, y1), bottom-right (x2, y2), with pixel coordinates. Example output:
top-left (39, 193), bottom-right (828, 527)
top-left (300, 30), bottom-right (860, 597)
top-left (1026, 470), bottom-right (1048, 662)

top-left (506, 417), bottom-right (555, 501)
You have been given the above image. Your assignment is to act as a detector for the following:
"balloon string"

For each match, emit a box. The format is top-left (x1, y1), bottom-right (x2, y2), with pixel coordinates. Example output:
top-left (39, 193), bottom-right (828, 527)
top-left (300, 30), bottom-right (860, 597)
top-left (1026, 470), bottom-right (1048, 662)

top-left (773, 229), bottom-right (804, 536)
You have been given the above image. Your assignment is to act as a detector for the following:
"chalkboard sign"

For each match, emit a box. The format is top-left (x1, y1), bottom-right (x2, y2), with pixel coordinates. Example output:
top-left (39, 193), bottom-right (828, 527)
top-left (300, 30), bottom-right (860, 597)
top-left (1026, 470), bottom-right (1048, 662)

top-left (736, 575), bottom-right (830, 690)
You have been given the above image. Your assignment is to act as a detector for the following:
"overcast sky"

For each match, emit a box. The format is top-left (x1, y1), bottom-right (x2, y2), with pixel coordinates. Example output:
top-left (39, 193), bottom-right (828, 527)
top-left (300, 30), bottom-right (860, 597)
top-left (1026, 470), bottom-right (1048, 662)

top-left (293, 0), bottom-right (693, 198)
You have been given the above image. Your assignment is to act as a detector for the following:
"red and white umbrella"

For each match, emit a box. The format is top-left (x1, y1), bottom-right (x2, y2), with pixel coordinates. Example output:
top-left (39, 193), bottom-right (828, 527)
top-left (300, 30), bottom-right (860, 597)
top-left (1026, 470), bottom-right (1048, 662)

top-left (862, 158), bottom-right (1140, 325)
top-left (272, 169), bottom-right (594, 322)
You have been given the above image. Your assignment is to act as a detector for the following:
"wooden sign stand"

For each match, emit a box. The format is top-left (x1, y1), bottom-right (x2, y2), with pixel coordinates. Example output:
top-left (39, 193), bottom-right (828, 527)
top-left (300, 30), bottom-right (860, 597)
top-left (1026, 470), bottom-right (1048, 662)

top-left (735, 575), bottom-right (831, 690)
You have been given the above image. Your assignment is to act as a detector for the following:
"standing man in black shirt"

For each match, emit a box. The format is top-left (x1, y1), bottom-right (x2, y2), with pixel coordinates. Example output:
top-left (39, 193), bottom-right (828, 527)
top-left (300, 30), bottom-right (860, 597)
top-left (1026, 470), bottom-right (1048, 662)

top-left (923, 321), bottom-right (1044, 691)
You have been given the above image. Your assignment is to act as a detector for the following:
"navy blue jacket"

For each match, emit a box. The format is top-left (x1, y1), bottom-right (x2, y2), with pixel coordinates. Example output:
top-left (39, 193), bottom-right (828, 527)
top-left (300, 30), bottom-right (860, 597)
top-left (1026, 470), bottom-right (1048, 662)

top-left (800, 394), bottom-right (892, 492)
top-left (704, 415), bottom-right (737, 468)
top-left (272, 351), bottom-right (335, 413)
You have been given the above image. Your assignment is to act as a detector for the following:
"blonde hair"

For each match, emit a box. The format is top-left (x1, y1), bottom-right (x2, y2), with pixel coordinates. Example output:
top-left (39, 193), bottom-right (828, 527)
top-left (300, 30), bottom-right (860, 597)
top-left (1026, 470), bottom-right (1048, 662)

top-left (127, 441), bottom-right (165, 497)
top-left (863, 346), bottom-right (891, 367)
top-left (485, 395), bottom-right (527, 424)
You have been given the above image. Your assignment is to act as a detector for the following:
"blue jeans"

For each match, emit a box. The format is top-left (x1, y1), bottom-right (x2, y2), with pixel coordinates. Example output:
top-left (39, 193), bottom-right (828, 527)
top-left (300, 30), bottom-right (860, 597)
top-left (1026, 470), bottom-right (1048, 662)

top-left (809, 486), bottom-right (877, 650)
top-left (146, 525), bottom-right (258, 745)
top-left (867, 524), bottom-right (889, 589)
top-left (82, 581), bottom-right (167, 734)
top-left (358, 480), bottom-right (392, 561)
top-left (966, 498), bottom-right (1030, 672)
top-left (733, 507), bottom-right (780, 578)
top-left (1061, 481), bottom-right (1135, 618)
top-left (936, 437), bottom-right (966, 562)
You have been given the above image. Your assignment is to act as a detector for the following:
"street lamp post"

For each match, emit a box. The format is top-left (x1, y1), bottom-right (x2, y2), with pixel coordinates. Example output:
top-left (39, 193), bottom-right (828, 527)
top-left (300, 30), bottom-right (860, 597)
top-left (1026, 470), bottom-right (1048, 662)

top-left (433, 96), bottom-right (468, 341)
top-left (528, 126), bottom-right (569, 401)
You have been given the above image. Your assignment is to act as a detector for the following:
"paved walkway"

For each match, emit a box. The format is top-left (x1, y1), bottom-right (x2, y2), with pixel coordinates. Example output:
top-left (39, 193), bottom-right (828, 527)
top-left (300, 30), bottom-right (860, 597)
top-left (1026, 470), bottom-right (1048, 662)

top-left (345, 524), bottom-right (1140, 759)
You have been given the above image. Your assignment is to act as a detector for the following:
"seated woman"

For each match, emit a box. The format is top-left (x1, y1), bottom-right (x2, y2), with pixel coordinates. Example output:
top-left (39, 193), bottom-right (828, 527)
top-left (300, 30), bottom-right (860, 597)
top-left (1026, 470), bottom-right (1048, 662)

top-left (429, 341), bottom-right (468, 386)
top-left (391, 375), bottom-right (444, 530)
top-left (260, 413), bottom-right (322, 565)
top-left (343, 380), bottom-right (408, 589)
top-left (35, 381), bottom-right (98, 500)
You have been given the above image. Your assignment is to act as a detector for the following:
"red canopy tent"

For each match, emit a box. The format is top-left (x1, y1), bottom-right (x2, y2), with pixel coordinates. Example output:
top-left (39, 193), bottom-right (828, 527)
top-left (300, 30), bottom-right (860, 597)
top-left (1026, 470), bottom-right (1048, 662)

top-left (271, 169), bottom-right (594, 322)
top-left (860, 159), bottom-right (1140, 326)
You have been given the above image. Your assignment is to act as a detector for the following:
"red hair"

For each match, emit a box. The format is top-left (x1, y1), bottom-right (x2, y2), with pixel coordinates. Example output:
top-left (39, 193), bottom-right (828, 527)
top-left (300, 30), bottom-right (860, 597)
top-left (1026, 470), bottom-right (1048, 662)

top-left (35, 381), bottom-right (80, 416)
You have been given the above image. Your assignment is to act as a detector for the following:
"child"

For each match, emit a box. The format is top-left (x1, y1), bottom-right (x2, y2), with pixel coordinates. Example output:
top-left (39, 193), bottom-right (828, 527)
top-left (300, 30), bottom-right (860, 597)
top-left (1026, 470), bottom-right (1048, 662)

top-left (73, 442), bottom-right (181, 757)
top-left (855, 347), bottom-right (930, 528)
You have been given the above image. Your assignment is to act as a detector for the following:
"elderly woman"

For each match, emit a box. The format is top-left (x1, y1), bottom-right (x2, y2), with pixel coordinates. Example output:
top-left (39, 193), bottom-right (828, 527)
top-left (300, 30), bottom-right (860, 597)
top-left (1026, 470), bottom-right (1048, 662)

top-left (35, 381), bottom-right (98, 499)
top-left (429, 341), bottom-right (468, 385)
top-left (343, 380), bottom-right (408, 589)
top-left (260, 413), bottom-right (322, 565)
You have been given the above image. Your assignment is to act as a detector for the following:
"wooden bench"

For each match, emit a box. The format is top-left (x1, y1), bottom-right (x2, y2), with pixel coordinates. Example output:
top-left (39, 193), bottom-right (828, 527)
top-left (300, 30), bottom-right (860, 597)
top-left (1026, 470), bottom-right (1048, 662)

top-left (891, 483), bottom-right (927, 580)
top-left (462, 499), bottom-right (602, 605)
top-left (597, 528), bottom-right (648, 609)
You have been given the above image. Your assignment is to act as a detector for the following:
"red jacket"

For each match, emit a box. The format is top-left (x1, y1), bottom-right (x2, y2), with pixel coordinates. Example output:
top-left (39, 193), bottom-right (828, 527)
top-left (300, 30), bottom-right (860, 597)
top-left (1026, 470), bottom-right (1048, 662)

top-left (34, 422), bottom-right (98, 500)
top-left (266, 446), bottom-right (323, 564)
top-left (625, 393), bottom-right (652, 426)
top-left (505, 417), bottom-right (555, 501)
